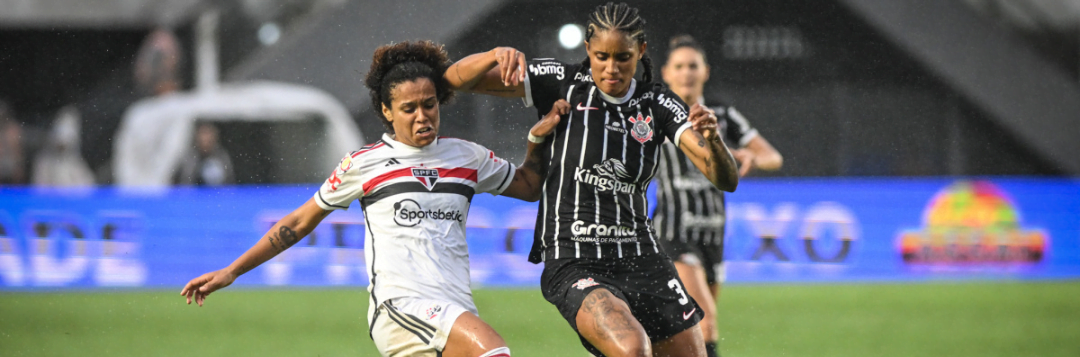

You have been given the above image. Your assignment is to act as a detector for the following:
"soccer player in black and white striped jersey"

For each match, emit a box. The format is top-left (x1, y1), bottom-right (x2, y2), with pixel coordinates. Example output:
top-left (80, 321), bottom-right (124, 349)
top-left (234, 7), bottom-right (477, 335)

top-left (446, 3), bottom-right (740, 357)
top-left (656, 35), bottom-right (784, 357)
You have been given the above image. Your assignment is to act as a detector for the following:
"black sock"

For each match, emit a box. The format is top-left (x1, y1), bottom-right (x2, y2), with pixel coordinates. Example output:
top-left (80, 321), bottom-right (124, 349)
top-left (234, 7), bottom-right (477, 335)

top-left (705, 341), bottom-right (719, 357)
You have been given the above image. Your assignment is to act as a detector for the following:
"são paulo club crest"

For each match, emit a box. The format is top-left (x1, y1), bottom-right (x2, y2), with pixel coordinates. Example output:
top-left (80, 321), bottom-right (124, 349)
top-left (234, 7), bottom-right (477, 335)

top-left (412, 168), bottom-right (440, 190)
top-left (627, 113), bottom-right (654, 144)
top-left (425, 304), bottom-right (443, 320)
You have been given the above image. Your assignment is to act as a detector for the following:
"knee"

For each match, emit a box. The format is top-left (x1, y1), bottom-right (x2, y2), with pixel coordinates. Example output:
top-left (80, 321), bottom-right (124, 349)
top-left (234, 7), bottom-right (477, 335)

top-left (601, 323), bottom-right (651, 357)
top-left (618, 340), bottom-right (652, 357)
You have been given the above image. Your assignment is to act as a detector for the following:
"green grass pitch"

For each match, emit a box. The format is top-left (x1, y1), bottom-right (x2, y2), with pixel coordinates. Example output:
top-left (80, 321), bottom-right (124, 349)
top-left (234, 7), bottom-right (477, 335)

top-left (2, 281), bottom-right (1078, 356)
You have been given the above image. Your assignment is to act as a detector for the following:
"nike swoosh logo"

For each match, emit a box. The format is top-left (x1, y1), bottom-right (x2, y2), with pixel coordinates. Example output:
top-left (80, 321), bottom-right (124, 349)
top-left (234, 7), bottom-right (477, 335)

top-left (577, 103), bottom-right (599, 111)
top-left (683, 308), bottom-right (697, 320)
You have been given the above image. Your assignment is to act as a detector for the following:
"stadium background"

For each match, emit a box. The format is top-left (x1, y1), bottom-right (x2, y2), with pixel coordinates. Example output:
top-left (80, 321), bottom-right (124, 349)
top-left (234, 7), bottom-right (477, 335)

top-left (2, 0), bottom-right (1079, 356)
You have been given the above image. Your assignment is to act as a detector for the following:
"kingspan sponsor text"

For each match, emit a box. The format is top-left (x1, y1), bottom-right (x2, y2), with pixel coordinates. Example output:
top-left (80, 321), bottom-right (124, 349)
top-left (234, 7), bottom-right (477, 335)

top-left (575, 168), bottom-right (637, 194)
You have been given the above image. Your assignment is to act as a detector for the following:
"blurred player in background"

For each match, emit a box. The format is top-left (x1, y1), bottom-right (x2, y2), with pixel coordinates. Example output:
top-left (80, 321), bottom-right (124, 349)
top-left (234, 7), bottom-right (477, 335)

top-left (31, 105), bottom-right (95, 187)
top-left (654, 34), bottom-right (784, 357)
top-left (174, 122), bottom-right (235, 186)
top-left (182, 40), bottom-right (562, 357)
top-left (446, 3), bottom-right (740, 356)
top-left (0, 100), bottom-right (26, 185)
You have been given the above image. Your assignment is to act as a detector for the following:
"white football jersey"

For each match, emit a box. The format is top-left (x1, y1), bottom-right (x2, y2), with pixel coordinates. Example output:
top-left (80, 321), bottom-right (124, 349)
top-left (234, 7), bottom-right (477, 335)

top-left (313, 133), bottom-right (516, 326)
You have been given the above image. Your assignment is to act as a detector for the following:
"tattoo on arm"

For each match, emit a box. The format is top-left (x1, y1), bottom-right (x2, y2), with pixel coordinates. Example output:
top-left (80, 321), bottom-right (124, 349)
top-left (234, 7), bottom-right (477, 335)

top-left (683, 130), bottom-right (737, 187)
top-left (691, 130), bottom-right (707, 148)
top-left (235, 262), bottom-right (257, 275)
top-left (522, 143), bottom-right (547, 176)
top-left (267, 226), bottom-right (300, 253)
top-left (514, 142), bottom-right (548, 197)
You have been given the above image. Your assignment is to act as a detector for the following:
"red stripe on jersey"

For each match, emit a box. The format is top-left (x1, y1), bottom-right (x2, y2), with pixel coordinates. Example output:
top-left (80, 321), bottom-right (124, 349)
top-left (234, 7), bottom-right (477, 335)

top-left (361, 167), bottom-right (479, 195)
top-left (351, 143), bottom-right (386, 158)
top-left (362, 167), bottom-right (413, 194)
top-left (438, 167), bottom-right (478, 182)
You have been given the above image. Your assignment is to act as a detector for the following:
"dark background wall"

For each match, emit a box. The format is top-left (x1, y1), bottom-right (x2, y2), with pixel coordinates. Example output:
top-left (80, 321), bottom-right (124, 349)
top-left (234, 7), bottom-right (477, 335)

top-left (0, 0), bottom-right (1067, 183)
top-left (433, 0), bottom-right (1060, 177)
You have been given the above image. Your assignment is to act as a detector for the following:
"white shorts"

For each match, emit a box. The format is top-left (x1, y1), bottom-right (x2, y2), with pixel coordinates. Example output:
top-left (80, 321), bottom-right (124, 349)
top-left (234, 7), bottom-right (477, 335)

top-left (370, 297), bottom-right (469, 357)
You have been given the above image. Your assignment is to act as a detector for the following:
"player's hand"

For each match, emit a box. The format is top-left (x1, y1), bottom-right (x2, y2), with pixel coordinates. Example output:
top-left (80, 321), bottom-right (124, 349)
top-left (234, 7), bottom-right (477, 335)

top-left (732, 148), bottom-right (755, 177)
top-left (532, 99), bottom-right (569, 137)
top-left (688, 103), bottom-right (718, 141)
top-left (180, 269), bottom-right (237, 307)
top-left (493, 47), bottom-right (527, 87)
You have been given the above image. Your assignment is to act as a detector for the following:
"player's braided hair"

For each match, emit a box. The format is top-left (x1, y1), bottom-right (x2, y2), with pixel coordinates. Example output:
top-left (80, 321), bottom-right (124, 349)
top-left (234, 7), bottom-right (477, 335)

top-left (364, 40), bottom-right (453, 134)
top-left (667, 34), bottom-right (707, 63)
top-left (581, 2), bottom-right (654, 84)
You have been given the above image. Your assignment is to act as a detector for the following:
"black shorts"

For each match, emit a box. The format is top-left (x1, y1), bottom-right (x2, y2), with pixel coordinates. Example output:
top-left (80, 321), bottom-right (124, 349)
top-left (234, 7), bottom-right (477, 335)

top-left (657, 235), bottom-right (726, 285)
top-left (540, 254), bottom-right (704, 355)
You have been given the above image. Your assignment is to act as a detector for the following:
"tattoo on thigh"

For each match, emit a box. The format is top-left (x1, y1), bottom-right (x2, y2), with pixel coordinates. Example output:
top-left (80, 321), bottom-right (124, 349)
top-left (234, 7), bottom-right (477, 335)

top-left (582, 291), bottom-right (638, 340)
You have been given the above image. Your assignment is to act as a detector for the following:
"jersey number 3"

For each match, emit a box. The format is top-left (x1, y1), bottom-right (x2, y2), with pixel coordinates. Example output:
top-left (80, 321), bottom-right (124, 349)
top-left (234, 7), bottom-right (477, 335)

top-left (668, 279), bottom-right (689, 305)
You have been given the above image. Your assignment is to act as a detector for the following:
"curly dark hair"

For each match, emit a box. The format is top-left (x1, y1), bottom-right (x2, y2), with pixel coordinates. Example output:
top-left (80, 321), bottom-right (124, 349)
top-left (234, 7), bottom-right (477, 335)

top-left (364, 40), bottom-right (454, 134)
top-left (581, 2), bottom-right (655, 84)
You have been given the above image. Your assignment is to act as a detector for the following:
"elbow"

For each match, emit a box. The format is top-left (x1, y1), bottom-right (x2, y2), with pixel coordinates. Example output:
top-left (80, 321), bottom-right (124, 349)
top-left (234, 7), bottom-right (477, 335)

top-left (722, 177), bottom-right (739, 193)
top-left (447, 80), bottom-right (469, 91)
top-left (288, 213), bottom-right (321, 236)
top-left (761, 153), bottom-right (784, 171)
top-left (716, 172), bottom-right (739, 193)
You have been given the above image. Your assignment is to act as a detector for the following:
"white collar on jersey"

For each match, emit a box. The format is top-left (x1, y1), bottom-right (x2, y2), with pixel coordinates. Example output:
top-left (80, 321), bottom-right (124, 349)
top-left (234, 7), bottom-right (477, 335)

top-left (589, 69), bottom-right (637, 105)
top-left (381, 132), bottom-right (437, 152)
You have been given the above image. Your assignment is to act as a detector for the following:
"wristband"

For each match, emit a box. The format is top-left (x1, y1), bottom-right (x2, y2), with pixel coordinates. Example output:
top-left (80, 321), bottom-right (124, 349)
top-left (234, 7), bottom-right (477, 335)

top-left (528, 133), bottom-right (545, 143)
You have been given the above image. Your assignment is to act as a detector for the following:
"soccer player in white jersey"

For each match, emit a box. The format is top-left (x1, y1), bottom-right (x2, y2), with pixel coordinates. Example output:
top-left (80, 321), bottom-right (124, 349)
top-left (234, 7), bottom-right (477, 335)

top-left (181, 41), bottom-right (567, 357)
top-left (444, 3), bottom-right (741, 357)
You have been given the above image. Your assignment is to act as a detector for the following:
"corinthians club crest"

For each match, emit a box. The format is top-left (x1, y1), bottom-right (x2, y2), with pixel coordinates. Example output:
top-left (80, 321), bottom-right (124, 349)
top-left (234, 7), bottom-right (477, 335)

top-left (627, 113), bottom-right (654, 144)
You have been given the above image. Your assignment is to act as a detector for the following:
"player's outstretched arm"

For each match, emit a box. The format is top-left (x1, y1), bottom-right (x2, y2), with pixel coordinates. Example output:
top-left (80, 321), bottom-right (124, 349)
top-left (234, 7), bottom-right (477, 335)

top-left (678, 103), bottom-right (739, 192)
top-left (501, 100), bottom-right (569, 202)
top-left (180, 198), bottom-right (332, 306)
top-left (445, 47), bottom-right (527, 97)
top-left (732, 135), bottom-right (783, 177)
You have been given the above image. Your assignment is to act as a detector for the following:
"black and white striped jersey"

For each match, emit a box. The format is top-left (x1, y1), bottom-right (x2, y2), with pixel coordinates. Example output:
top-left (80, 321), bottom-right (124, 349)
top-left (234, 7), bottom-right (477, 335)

top-left (522, 58), bottom-right (693, 263)
top-left (653, 100), bottom-right (758, 246)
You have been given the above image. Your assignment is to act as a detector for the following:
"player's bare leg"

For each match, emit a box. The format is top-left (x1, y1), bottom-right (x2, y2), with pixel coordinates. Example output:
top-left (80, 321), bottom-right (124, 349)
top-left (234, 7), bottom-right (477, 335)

top-left (708, 282), bottom-right (723, 356)
top-left (673, 261), bottom-right (718, 342)
top-left (575, 288), bottom-right (652, 357)
top-left (442, 312), bottom-right (511, 357)
top-left (652, 322), bottom-right (706, 357)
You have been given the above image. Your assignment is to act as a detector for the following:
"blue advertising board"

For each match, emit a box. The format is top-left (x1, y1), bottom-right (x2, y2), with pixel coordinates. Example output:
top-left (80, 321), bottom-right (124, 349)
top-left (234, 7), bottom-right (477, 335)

top-left (1, 178), bottom-right (1078, 290)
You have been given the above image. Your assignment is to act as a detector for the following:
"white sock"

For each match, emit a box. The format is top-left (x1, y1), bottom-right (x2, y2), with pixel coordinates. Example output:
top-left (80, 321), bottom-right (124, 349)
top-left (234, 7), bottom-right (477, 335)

top-left (478, 346), bottom-right (511, 357)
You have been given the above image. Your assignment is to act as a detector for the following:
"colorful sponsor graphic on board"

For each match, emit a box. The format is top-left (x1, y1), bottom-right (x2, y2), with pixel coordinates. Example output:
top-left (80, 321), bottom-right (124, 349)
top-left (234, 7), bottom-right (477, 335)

top-left (897, 181), bottom-right (1047, 265)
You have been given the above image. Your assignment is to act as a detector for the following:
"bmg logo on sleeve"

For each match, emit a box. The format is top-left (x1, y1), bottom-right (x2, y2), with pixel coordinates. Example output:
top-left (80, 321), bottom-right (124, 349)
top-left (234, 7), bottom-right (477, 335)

top-left (529, 62), bottom-right (565, 80)
top-left (393, 199), bottom-right (464, 227)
